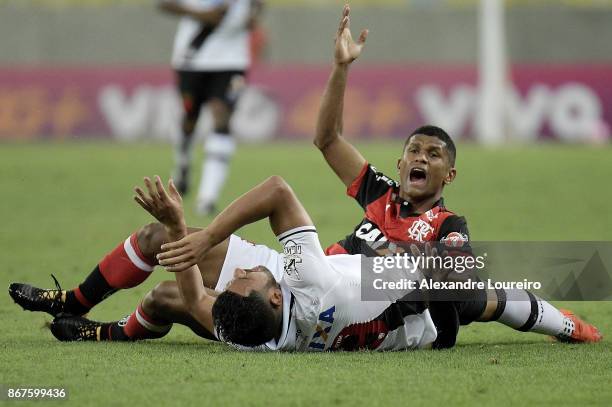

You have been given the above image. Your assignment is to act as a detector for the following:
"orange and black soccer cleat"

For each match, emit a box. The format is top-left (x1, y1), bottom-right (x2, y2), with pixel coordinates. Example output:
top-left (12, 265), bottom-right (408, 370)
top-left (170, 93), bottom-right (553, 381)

top-left (556, 309), bottom-right (603, 343)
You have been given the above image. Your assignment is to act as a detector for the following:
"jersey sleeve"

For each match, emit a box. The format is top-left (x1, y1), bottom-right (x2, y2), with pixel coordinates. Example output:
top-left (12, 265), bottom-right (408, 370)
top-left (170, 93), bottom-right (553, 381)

top-left (347, 163), bottom-right (398, 210)
top-left (277, 226), bottom-right (340, 302)
top-left (438, 215), bottom-right (472, 255)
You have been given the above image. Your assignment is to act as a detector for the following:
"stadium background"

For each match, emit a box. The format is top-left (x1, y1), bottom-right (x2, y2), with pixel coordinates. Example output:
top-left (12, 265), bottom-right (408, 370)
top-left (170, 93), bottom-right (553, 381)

top-left (1, 1), bottom-right (611, 406)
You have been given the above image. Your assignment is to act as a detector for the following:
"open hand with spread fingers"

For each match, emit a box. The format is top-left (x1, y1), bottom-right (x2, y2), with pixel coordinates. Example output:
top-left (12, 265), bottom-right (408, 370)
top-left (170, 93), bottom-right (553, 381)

top-left (335, 4), bottom-right (368, 66)
top-left (134, 176), bottom-right (187, 239)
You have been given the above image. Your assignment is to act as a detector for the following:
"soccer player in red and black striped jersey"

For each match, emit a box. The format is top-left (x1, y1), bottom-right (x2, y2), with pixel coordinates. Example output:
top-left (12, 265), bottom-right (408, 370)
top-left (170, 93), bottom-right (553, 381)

top-left (322, 127), bottom-right (467, 257)
top-left (310, 5), bottom-right (601, 347)
top-left (315, 7), bottom-right (468, 258)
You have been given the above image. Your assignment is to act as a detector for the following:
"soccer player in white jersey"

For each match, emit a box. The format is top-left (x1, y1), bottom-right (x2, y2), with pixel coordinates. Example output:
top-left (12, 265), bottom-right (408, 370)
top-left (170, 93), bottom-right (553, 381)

top-left (159, 0), bottom-right (263, 215)
top-left (12, 175), bottom-right (600, 349)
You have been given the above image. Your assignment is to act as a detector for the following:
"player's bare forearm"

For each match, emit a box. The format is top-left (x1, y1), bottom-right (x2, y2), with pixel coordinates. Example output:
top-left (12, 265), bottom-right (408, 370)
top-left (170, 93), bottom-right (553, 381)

top-left (314, 64), bottom-right (346, 150)
top-left (205, 176), bottom-right (313, 244)
top-left (158, 176), bottom-right (312, 272)
top-left (158, 1), bottom-right (227, 25)
top-left (314, 64), bottom-right (366, 187)
top-left (166, 230), bottom-right (213, 332)
top-left (314, 4), bottom-right (368, 187)
top-left (173, 263), bottom-right (215, 333)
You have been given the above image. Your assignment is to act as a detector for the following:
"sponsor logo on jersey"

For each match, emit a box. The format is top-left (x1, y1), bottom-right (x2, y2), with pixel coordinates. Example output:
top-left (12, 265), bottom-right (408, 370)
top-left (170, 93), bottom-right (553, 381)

top-left (355, 222), bottom-right (388, 243)
top-left (372, 166), bottom-right (397, 187)
top-left (308, 306), bottom-right (336, 351)
top-left (407, 219), bottom-right (434, 242)
top-left (441, 232), bottom-right (469, 248)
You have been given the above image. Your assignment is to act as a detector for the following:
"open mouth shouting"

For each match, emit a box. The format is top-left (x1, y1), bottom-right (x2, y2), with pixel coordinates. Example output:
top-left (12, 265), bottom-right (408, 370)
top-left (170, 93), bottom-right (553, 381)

top-left (408, 167), bottom-right (428, 187)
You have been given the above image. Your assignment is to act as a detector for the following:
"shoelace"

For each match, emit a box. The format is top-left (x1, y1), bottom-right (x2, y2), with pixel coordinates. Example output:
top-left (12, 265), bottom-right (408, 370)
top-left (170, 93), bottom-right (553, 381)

top-left (50, 274), bottom-right (62, 292)
top-left (45, 274), bottom-right (64, 313)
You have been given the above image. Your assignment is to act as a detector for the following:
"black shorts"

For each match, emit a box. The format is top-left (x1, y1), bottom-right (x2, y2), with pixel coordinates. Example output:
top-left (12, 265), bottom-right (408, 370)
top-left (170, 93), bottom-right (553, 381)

top-left (176, 70), bottom-right (245, 122)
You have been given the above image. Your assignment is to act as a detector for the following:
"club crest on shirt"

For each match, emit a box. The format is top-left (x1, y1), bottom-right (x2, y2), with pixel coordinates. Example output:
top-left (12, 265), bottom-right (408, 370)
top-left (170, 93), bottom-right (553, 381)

top-left (407, 219), bottom-right (434, 242)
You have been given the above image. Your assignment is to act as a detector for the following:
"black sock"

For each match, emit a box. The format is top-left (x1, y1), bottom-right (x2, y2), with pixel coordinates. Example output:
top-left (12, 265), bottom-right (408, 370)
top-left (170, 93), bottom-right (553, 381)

top-left (99, 322), bottom-right (131, 341)
top-left (66, 266), bottom-right (118, 315)
top-left (63, 291), bottom-right (92, 316)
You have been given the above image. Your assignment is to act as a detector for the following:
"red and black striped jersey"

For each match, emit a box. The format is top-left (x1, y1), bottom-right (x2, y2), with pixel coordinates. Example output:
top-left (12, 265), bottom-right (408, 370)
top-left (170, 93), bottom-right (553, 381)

top-left (325, 163), bottom-right (471, 256)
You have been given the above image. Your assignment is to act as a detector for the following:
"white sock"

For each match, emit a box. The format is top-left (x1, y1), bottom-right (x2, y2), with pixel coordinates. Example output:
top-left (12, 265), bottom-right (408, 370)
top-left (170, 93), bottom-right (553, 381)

top-left (496, 289), bottom-right (571, 337)
top-left (196, 132), bottom-right (236, 210)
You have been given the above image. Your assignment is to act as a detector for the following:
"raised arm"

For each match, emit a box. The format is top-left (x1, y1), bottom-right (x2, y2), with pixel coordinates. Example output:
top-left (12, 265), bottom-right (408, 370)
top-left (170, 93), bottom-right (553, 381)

top-left (157, 176), bottom-right (313, 272)
top-left (158, 0), bottom-right (227, 25)
top-left (314, 4), bottom-right (368, 187)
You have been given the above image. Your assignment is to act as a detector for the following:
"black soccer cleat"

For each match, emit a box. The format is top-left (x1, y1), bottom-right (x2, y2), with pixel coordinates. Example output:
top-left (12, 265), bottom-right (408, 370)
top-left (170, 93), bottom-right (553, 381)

top-left (8, 274), bottom-right (67, 317)
top-left (50, 316), bottom-right (101, 342)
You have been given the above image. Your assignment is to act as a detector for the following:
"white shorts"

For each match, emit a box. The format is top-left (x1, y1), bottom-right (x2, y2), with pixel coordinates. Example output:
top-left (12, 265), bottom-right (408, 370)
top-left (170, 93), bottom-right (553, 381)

top-left (214, 235), bottom-right (284, 292)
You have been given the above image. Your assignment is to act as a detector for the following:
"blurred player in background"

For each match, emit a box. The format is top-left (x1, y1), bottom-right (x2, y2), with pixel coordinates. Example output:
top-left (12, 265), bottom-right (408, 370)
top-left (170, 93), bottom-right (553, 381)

top-left (159, 0), bottom-right (264, 215)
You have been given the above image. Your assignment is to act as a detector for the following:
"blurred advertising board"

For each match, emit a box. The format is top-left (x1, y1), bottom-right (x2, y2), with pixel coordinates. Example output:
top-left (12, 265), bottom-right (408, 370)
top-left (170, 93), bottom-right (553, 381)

top-left (0, 64), bottom-right (610, 142)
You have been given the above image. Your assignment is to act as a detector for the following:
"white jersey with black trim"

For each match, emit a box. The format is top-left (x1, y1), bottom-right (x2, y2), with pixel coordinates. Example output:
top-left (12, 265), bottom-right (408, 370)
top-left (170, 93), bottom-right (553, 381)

top-left (171, 0), bottom-right (252, 71)
top-left (213, 231), bottom-right (437, 352)
top-left (277, 226), bottom-right (437, 352)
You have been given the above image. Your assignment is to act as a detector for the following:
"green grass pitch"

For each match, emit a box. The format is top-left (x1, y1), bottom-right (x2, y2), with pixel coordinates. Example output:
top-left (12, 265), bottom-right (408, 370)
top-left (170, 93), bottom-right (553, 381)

top-left (1, 141), bottom-right (611, 406)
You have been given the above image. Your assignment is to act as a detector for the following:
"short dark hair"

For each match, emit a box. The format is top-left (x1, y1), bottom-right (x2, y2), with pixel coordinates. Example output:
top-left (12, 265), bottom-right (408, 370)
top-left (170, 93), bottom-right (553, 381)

top-left (212, 290), bottom-right (277, 347)
top-left (404, 125), bottom-right (456, 166)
